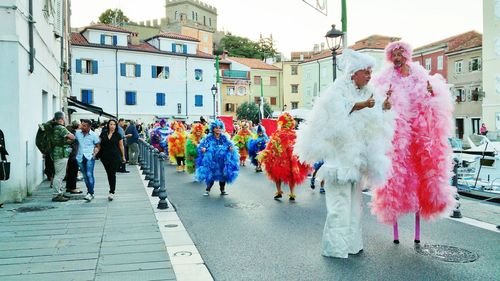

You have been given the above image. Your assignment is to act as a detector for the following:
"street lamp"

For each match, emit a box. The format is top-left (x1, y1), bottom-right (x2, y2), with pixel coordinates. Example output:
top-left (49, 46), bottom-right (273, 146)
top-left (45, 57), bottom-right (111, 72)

top-left (325, 24), bottom-right (344, 82)
top-left (211, 84), bottom-right (217, 120)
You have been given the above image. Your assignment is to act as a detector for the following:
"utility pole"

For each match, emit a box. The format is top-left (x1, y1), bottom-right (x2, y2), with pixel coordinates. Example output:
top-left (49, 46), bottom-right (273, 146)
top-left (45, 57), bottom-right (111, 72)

top-left (341, 0), bottom-right (347, 48)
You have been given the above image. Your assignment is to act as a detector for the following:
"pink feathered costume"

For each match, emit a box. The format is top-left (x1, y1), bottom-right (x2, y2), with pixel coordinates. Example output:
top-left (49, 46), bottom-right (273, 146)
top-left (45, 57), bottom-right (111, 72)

top-left (371, 42), bottom-right (456, 241)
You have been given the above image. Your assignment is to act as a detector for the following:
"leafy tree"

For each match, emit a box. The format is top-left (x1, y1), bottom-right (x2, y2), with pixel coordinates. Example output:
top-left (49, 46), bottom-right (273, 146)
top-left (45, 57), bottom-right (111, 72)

top-left (98, 9), bottom-right (130, 25)
top-left (236, 101), bottom-right (273, 124)
top-left (220, 34), bottom-right (277, 60)
top-left (256, 37), bottom-right (278, 60)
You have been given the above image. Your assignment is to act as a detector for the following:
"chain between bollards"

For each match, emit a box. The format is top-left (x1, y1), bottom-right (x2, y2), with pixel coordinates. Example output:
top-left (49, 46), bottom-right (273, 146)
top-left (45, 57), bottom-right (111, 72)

top-left (157, 152), bottom-right (169, 209)
top-left (152, 148), bottom-right (160, 196)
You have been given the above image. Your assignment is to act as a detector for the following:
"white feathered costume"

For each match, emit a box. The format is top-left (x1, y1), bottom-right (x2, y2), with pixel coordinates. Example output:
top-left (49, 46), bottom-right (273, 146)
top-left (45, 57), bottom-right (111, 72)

top-left (294, 49), bottom-right (395, 258)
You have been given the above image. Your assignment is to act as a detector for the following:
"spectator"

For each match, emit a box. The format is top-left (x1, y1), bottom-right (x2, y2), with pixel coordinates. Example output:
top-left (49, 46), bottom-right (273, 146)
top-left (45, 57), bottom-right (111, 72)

top-left (125, 120), bottom-right (140, 165)
top-left (98, 119), bottom-right (126, 201)
top-left (480, 123), bottom-right (488, 136)
top-left (75, 119), bottom-right (100, 202)
top-left (49, 112), bottom-right (75, 202)
top-left (116, 118), bottom-right (130, 173)
top-left (65, 120), bottom-right (81, 194)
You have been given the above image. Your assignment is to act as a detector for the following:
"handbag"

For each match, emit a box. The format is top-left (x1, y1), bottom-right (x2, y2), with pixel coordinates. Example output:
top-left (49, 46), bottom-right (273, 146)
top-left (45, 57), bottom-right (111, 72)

top-left (0, 161), bottom-right (10, 181)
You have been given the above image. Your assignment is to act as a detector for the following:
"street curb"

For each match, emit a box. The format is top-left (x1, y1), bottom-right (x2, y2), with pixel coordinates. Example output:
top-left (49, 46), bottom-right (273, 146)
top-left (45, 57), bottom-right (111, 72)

top-left (136, 166), bottom-right (214, 281)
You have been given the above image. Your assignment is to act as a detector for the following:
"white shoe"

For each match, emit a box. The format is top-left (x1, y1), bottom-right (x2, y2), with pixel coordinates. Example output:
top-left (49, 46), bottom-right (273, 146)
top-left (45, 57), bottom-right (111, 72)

top-left (203, 191), bottom-right (209, 196)
top-left (108, 193), bottom-right (114, 201)
top-left (84, 193), bottom-right (94, 202)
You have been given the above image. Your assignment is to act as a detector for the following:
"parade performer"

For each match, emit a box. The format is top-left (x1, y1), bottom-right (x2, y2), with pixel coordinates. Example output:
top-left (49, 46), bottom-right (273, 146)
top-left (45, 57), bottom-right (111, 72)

top-left (247, 125), bottom-right (269, 172)
top-left (258, 112), bottom-right (309, 201)
top-left (168, 121), bottom-right (188, 172)
top-left (232, 122), bottom-right (252, 166)
top-left (294, 49), bottom-right (394, 258)
top-left (370, 41), bottom-right (456, 244)
top-left (310, 161), bottom-right (325, 193)
top-left (185, 123), bottom-right (206, 174)
top-left (153, 119), bottom-right (173, 153)
top-left (196, 119), bottom-right (239, 196)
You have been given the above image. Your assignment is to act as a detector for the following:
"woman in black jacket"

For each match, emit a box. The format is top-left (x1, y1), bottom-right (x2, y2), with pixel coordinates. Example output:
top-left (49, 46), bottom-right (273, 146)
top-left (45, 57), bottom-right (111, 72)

top-left (99, 120), bottom-right (126, 201)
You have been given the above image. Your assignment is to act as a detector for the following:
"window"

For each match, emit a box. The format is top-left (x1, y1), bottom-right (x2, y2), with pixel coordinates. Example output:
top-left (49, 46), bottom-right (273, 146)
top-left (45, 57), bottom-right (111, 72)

top-left (437, 56), bottom-right (443, 70)
top-left (152, 66), bottom-right (170, 79)
top-left (254, 76), bottom-right (261, 85)
top-left (175, 11), bottom-right (179, 20)
top-left (121, 63), bottom-right (141, 77)
top-left (455, 88), bottom-right (465, 103)
top-left (469, 57), bottom-right (482, 72)
top-left (471, 86), bottom-right (481, 101)
top-left (291, 65), bottom-right (298, 75)
top-left (291, 102), bottom-right (299, 109)
top-left (209, 18), bottom-right (212, 26)
top-left (203, 15), bottom-right (206, 26)
top-left (270, 97), bottom-right (277, 105)
top-left (237, 87), bottom-right (246, 96)
top-left (226, 86), bottom-right (235, 96)
top-left (156, 93), bottom-right (166, 106)
top-left (455, 60), bottom-right (463, 73)
top-left (225, 103), bottom-right (235, 112)
top-left (100, 34), bottom-right (117, 46)
top-left (471, 118), bottom-right (480, 134)
top-left (81, 89), bottom-right (93, 104)
top-left (291, 84), bottom-right (298, 93)
top-left (270, 77), bottom-right (277, 86)
top-left (177, 103), bottom-right (182, 114)
top-left (195, 69), bottom-right (203, 81)
top-left (171, 43), bottom-right (185, 53)
top-left (425, 58), bottom-right (432, 71)
top-left (192, 11), bottom-right (195, 20)
top-left (196, 12), bottom-right (198, 21)
top-left (125, 91), bottom-right (137, 105)
top-left (195, 95), bottom-right (203, 107)
top-left (76, 59), bottom-right (98, 75)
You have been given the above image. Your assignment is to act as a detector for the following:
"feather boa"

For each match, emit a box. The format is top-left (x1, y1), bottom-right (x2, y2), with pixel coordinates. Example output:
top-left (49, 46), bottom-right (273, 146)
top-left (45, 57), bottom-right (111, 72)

top-left (370, 62), bottom-right (456, 224)
top-left (232, 129), bottom-right (252, 161)
top-left (168, 130), bottom-right (187, 158)
top-left (185, 133), bottom-right (204, 174)
top-left (258, 127), bottom-right (309, 186)
top-left (247, 134), bottom-right (269, 166)
top-left (195, 133), bottom-right (239, 184)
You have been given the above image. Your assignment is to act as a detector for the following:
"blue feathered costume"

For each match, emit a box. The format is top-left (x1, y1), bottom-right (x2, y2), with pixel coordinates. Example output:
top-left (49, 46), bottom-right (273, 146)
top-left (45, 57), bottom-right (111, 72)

top-left (195, 120), bottom-right (239, 194)
top-left (247, 125), bottom-right (269, 170)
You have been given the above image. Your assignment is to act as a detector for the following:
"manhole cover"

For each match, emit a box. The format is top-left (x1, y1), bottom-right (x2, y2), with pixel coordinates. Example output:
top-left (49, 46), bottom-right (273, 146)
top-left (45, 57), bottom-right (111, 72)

top-left (174, 251), bottom-right (192, 257)
top-left (416, 244), bottom-right (478, 263)
top-left (224, 202), bottom-right (261, 209)
top-left (164, 224), bottom-right (178, 228)
top-left (12, 206), bottom-right (56, 213)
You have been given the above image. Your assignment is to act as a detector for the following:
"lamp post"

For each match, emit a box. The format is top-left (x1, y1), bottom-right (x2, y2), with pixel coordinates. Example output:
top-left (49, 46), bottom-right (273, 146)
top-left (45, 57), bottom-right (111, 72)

top-left (325, 24), bottom-right (344, 82)
top-left (211, 84), bottom-right (217, 120)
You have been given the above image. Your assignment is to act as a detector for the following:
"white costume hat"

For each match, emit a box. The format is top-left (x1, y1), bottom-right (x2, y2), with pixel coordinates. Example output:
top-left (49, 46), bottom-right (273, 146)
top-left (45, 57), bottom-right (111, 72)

top-left (338, 49), bottom-right (376, 77)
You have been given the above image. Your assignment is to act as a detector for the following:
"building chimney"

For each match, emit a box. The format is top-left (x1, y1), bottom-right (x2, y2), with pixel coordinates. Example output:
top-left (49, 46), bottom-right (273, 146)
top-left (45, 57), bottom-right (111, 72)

top-left (153, 19), bottom-right (158, 27)
top-left (313, 44), bottom-right (319, 53)
top-left (130, 33), bottom-right (140, 45)
top-left (320, 42), bottom-right (325, 51)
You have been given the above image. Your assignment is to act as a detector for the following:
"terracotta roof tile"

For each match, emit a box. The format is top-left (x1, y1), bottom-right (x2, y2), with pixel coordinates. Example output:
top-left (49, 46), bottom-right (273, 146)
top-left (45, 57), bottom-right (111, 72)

top-left (70, 32), bottom-right (88, 45)
top-left (149, 32), bottom-right (200, 42)
top-left (81, 24), bottom-right (132, 34)
top-left (414, 31), bottom-right (481, 52)
top-left (446, 32), bottom-right (482, 53)
top-left (227, 57), bottom-right (281, 70)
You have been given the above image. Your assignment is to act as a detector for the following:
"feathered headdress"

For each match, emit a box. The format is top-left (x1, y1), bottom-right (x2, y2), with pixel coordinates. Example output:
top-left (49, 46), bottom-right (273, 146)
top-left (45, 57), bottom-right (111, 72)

top-left (277, 112), bottom-right (295, 130)
top-left (171, 121), bottom-right (185, 131)
top-left (191, 123), bottom-right (204, 134)
top-left (338, 48), bottom-right (376, 77)
top-left (210, 119), bottom-right (225, 133)
top-left (384, 41), bottom-right (413, 63)
top-left (257, 124), bottom-right (266, 135)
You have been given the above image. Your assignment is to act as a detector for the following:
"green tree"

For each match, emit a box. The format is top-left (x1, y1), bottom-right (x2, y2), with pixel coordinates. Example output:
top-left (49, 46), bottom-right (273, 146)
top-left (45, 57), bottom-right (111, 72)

top-left (236, 101), bottom-right (273, 124)
top-left (98, 9), bottom-right (130, 25)
top-left (220, 34), bottom-right (277, 60)
top-left (256, 37), bottom-right (278, 60)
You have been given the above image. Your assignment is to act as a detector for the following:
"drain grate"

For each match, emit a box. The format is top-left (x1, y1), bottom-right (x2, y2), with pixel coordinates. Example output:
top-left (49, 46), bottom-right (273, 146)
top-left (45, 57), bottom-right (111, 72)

top-left (174, 251), bottom-right (192, 257)
top-left (416, 244), bottom-right (478, 263)
top-left (164, 224), bottom-right (178, 228)
top-left (12, 206), bottom-right (56, 213)
top-left (224, 202), bottom-right (261, 210)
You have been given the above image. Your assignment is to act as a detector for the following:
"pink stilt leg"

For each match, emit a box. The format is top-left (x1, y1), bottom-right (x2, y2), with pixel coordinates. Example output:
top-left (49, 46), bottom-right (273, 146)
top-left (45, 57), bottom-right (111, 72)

top-left (393, 222), bottom-right (399, 244)
top-left (414, 212), bottom-right (421, 243)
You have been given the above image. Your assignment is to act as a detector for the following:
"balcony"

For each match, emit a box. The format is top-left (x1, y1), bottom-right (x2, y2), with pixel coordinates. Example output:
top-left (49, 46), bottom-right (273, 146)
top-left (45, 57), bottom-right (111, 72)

top-left (222, 70), bottom-right (249, 80)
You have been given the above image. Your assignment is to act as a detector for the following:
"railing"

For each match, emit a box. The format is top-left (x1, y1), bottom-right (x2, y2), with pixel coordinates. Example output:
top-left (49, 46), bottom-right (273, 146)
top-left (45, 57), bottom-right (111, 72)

top-left (222, 70), bottom-right (249, 79)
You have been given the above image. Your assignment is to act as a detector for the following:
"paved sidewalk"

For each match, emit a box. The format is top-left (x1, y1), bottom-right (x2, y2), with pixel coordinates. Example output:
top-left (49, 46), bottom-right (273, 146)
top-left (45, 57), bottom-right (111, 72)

top-left (0, 162), bottom-right (175, 281)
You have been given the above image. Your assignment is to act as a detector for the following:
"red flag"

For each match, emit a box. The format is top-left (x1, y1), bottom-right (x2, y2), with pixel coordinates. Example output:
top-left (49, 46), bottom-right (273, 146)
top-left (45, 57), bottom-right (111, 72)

top-left (218, 115), bottom-right (234, 134)
top-left (261, 118), bottom-right (277, 136)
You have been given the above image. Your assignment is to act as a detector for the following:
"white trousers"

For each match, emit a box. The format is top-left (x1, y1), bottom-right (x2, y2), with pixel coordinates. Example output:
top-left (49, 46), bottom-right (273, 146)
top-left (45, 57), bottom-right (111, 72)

top-left (322, 181), bottom-right (363, 258)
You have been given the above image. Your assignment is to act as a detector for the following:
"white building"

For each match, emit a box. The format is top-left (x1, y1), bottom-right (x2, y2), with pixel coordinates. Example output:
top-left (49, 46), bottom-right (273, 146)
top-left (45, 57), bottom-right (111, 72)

top-left (70, 24), bottom-right (216, 124)
top-left (0, 0), bottom-right (71, 203)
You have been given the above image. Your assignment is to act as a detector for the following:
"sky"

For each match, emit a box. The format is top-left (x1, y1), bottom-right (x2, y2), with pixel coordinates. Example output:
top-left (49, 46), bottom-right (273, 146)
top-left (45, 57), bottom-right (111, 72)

top-left (71, 0), bottom-right (483, 57)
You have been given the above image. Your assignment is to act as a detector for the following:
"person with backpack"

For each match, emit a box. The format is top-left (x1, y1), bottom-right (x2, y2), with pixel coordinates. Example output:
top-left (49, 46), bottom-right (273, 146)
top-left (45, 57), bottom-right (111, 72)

top-left (38, 112), bottom-right (75, 202)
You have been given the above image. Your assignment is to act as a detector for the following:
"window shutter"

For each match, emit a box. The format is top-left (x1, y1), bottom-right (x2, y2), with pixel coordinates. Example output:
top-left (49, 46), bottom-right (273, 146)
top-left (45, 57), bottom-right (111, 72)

top-left (120, 63), bottom-right (126, 76)
top-left (92, 60), bottom-right (98, 74)
top-left (152, 65), bottom-right (157, 78)
top-left (468, 60), bottom-right (472, 72)
top-left (81, 90), bottom-right (87, 103)
top-left (113, 35), bottom-right (118, 46)
top-left (135, 64), bottom-right (141, 77)
top-left (164, 66), bottom-right (170, 79)
top-left (172, 43), bottom-right (176, 52)
top-left (183, 44), bottom-right (188, 54)
top-left (88, 90), bottom-right (93, 104)
top-left (76, 59), bottom-right (82, 73)
top-left (100, 34), bottom-right (105, 45)
top-left (132, 92), bottom-right (136, 105)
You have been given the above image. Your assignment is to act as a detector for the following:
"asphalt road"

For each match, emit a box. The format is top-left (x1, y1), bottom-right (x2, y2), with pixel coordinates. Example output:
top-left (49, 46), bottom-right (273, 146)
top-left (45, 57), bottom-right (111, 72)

top-left (165, 163), bottom-right (500, 281)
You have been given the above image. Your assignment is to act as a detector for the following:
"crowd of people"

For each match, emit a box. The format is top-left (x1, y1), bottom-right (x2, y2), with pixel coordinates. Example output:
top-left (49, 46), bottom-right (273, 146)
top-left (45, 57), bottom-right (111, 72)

top-left (42, 41), bottom-right (457, 260)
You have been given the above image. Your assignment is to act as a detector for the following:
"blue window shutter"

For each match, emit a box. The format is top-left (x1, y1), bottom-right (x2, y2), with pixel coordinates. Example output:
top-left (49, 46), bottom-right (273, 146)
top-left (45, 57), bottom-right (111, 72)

top-left (133, 92), bottom-right (136, 105)
top-left (172, 43), bottom-right (176, 52)
top-left (183, 44), bottom-right (187, 54)
top-left (81, 89), bottom-right (87, 103)
top-left (112, 35), bottom-right (117, 46)
top-left (156, 93), bottom-right (165, 106)
top-left (126, 91), bottom-right (136, 105)
top-left (120, 63), bottom-right (126, 76)
top-left (195, 95), bottom-right (203, 107)
top-left (88, 90), bottom-right (93, 104)
top-left (151, 65), bottom-right (157, 78)
top-left (164, 66), bottom-right (170, 79)
top-left (76, 59), bottom-right (82, 73)
top-left (100, 34), bottom-right (105, 45)
top-left (135, 64), bottom-right (141, 77)
top-left (92, 60), bottom-right (98, 74)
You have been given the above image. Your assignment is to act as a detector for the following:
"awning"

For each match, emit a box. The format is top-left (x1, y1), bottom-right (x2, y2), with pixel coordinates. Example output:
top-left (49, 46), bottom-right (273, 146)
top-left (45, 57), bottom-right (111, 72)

top-left (67, 97), bottom-right (116, 119)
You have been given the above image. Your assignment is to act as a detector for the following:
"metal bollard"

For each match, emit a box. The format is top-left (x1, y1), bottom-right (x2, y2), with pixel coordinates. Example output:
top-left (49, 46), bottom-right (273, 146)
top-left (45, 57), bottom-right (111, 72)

top-left (152, 148), bottom-right (160, 196)
top-left (146, 145), bottom-right (155, 181)
top-left (148, 146), bottom-right (156, 187)
top-left (138, 140), bottom-right (144, 167)
top-left (157, 152), bottom-right (169, 209)
top-left (450, 158), bottom-right (462, 218)
top-left (142, 143), bottom-right (150, 176)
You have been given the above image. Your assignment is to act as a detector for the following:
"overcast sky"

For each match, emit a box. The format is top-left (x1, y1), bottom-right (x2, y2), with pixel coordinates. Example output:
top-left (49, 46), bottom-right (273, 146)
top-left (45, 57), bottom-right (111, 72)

top-left (71, 0), bottom-right (483, 56)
